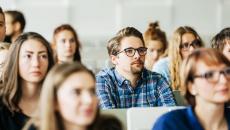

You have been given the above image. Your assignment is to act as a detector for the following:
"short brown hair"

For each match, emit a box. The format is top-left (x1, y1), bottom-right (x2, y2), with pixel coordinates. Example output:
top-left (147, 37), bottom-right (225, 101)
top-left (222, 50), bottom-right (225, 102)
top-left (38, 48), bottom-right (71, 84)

top-left (180, 48), bottom-right (230, 106)
top-left (107, 27), bottom-right (144, 56)
top-left (211, 27), bottom-right (230, 51)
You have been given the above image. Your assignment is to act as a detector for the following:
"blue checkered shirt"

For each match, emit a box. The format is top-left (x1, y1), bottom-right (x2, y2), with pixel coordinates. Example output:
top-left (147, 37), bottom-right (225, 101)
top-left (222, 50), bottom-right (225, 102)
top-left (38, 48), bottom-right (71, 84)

top-left (96, 67), bottom-right (176, 109)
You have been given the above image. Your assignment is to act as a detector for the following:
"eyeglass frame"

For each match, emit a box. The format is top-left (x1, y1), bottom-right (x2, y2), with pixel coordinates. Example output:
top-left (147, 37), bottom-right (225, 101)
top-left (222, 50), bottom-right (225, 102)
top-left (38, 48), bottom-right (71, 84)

top-left (180, 39), bottom-right (202, 51)
top-left (115, 47), bottom-right (148, 57)
top-left (193, 67), bottom-right (230, 84)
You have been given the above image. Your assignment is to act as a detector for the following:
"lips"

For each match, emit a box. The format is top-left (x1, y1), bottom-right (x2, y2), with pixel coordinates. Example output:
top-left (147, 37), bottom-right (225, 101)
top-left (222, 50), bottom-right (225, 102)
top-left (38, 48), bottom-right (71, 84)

top-left (30, 71), bottom-right (42, 76)
top-left (131, 61), bottom-right (144, 65)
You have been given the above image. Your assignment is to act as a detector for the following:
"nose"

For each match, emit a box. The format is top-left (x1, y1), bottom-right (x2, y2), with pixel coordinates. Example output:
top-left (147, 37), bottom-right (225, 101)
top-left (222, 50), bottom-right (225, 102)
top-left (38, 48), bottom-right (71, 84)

top-left (31, 56), bottom-right (40, 67)
top-left (219, 73), bottom-right (228, 84)
top-left (133, 50), bottom-right (141, 59)
top-left (82, 91), bottom-right (93, 105)
top-left (189, 45), bottom-right (195, 52)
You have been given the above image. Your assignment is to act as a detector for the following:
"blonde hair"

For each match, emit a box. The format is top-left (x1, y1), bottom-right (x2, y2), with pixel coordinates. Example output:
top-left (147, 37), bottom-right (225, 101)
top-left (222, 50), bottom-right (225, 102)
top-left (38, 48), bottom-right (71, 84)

top-left (24, 62), bottom-right (98, 130)
top-left (169, 26), bottom-right (203, 90)
top-left (180, 48), bottom-right (230, 106)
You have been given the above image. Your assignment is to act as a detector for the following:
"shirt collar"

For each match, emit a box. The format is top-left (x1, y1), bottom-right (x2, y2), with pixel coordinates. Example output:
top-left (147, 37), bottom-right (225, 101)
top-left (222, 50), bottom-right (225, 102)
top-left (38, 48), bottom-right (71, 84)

top-left (113, 68), bottom-right (147, 87)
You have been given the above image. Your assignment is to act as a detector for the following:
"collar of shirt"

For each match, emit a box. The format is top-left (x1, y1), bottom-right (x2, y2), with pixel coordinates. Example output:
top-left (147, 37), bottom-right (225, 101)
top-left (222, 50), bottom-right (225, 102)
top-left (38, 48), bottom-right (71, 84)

top-left (113, 68), bottom-right (147, 88)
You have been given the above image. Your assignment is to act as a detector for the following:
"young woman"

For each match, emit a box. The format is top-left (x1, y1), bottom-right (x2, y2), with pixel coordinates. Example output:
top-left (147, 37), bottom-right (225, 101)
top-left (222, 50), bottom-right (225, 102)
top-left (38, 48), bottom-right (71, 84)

top-left (51, 24), bottom-right (81, 64)
top-left (153, 48), bottom-right (230, 130)
top-left (0, 42), bottom-right (10, 76)
top-left (153, 26), bottom-right (204, 90)
top-left (143, 21), bottom-right (168, 70)
top-left (0, 32), bottom-right (54, 130)
top-left (212, 27), bottom-right (230, 61)
top-left (24, 62), bottom-right (99, 130)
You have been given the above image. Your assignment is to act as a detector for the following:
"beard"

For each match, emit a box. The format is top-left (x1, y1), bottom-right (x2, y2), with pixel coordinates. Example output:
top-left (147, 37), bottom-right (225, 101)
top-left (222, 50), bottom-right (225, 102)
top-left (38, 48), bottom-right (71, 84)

top-left (130, 60), bottom-right (144, 74)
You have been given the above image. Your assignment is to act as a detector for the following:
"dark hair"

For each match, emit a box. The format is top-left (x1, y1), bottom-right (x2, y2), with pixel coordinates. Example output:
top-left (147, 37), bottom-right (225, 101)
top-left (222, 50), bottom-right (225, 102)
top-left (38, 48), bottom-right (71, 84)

top-left (52, 24), bottom-right (81, 62)
top-left (4, 10), bottom-right (26, 32)
top-left (107, 27), bottom-right (144, 56)
top-left (0, 32), bottom-right (54, 113)
top-left (144, 21), bottom-right (168, 52)
top-left (211, 27), bottom-right (230, 51)
top-left (94, 114), bottom-right (123, 130)
top-left (180, 48), bottom-right (230, 106)
top-left (0, 7), bottom-right (4, 15)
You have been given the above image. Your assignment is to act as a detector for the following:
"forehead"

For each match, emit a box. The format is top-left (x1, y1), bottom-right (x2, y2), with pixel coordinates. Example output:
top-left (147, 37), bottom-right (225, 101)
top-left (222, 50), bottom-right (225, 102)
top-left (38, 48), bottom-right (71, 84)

top-left (195, 61), bottom-right (226, 74)
top-left (146, 40), bottom-right (163, 49)
top-left (59, 72), bottom-right (95, 90)
top-left (120, 36), bottom-right (144, 49)
top-left (56, 30), bottom-right (74, 38)
top-left (20, 39), bottom-right (47, 52)
top-left (181, 33), bottom-right (196, 43)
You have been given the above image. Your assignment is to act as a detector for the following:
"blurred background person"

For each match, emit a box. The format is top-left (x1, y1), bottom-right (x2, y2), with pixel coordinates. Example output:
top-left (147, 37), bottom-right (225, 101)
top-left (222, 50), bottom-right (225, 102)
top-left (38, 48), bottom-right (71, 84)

top-left (0, 42), bottom-right (10, 77)
top-left (51, 24), bottom-right (81, 64)
top-left (4, 10), bottom-right (26, 43)
top-left (143, 21), bottom-right (168, 71)
top-left (0, 7), bottom-right (6, 42)
top-left (212, 27), bottom-right (230, 61)
top-left (0, 32), bottom-right (54, 130)
top-left (153, 26), bottom-right (204, 90)
top-left (153, 48), bottom-right (230, 130)
top-left (24, 62), bottom-right (99, 130)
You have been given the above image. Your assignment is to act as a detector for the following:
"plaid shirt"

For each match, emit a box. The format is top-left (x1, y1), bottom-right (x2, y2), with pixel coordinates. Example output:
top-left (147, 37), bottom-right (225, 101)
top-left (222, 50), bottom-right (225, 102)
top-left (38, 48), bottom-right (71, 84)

top-left (96, 67), bottom-right (176, 109)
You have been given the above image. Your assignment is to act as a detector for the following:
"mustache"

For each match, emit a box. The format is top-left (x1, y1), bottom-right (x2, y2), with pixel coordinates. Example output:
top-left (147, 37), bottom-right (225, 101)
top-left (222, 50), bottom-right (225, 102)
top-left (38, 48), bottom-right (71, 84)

top-left (131, 60), bottom-right (144, 65)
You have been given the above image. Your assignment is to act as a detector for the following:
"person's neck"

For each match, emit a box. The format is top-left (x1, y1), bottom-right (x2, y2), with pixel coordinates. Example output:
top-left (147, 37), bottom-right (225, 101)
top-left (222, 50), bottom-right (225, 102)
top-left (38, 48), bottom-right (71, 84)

top-left (115, 67), bottom-right (140, 87)
top-left (19, 80), bottom-right (41, 116)
top-left (11, 32), bottom-right (21, 43)
top-left (21, 81), bottom-right (41, 100)
top-left (64, 120), bottom-right (87, 130)
top-left (195, 103), bottom-right (227, 130)
top-left (58, 56), bottom-right (74, 64)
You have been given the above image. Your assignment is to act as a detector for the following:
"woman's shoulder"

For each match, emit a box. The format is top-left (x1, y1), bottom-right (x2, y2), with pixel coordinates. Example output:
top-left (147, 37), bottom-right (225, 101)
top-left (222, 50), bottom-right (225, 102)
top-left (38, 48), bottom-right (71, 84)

top-left (152, 108), bottom-right (188, 130)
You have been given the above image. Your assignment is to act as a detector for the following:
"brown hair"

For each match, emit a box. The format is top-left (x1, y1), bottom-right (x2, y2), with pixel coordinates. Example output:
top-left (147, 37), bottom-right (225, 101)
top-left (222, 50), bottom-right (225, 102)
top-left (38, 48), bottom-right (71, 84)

top-left (4, 10), bottom-right (26, 32)
top-left (211, 27), bottom-right (230, 51)
top-left (107, 27), bottom-right (144, 56)
top-left (169, 26), bottom-right (204, 90)
top-left (52, 24), bottom-right (81, 62)
top-left (0, 32), bottom-right (54, 113)
top-left (144, 21), bottom-right (167, 52)
top-left (180, 48), bottom-right (230, 106)
top-left (23, 62), bottom-right (99, 130)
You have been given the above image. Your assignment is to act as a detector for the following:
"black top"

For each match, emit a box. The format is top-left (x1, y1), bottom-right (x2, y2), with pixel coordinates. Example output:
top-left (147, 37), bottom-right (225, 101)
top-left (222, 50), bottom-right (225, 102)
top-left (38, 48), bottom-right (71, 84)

top-left (0, 103), bottom-right (29, 130)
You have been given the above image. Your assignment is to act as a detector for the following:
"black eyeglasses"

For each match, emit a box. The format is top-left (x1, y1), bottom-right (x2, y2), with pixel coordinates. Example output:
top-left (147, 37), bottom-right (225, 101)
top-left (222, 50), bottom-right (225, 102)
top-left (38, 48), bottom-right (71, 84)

top-left (180, 39), bottom-right (202, 50)
top-left (116, 47), bottom-right (147, 57)
top-left (193, 67), bottom-right (230, 83)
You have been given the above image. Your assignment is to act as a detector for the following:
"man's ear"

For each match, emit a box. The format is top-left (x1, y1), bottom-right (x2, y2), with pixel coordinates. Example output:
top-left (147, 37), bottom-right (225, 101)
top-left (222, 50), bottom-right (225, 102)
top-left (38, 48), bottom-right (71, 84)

top-left (110, 55), bottom-right (118, 65)
top-left (13, 21), bottom-right (21, 33)
top-left (188, 82), bottom-right (197, 96)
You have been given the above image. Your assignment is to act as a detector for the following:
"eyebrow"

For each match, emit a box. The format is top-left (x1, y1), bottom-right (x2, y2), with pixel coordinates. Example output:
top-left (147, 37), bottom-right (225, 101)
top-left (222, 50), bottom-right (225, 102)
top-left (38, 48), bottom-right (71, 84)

top-left (24, 50), bottom-right (47, 54)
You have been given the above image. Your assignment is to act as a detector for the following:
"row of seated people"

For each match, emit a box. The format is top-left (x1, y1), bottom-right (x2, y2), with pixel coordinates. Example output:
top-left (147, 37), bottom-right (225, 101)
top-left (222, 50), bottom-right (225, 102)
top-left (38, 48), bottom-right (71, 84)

top-left (0, 7), bottom-right (230, 130)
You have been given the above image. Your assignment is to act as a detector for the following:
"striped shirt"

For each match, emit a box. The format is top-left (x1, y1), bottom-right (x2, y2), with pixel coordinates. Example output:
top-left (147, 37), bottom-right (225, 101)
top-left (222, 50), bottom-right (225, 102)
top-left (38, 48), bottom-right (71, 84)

top-left (96, 67), bottom-right (176, 109)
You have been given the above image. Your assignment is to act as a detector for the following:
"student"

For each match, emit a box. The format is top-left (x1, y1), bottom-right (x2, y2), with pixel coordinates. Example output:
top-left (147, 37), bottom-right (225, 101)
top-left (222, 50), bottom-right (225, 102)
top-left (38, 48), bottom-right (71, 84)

top-left (0, 32), bottom-right (54, 130)
top-left (96, 27), bottom-right (175, 109)
top-left (212, 27), bottom-right (230, 61)
top-left (51, 24), bottom-right (81, 63)
top-left (0, 7), bottom-right (6, 42)
top-left (153, 26), bottom-right (204, 90)
top-left (152, 48), bottom-right (230, 130)
top-left (24, 62), bottom-right (99, 130)
top-left (143, 21), bottom-right (168, 70)
top-left (0, 42), bottom-right (10, 77)
top-left (4, 10), bottom-right (26, 43)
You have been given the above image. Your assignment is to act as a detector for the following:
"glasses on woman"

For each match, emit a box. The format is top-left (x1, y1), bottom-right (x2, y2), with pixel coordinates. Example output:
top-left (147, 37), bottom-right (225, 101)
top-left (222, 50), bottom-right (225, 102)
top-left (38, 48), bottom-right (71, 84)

top-left (180, 39), bottom-right (202, 51)
top-left (193, 67), bottom-right (230, 83)
top-left (116, 47), bottom-right (147, 57)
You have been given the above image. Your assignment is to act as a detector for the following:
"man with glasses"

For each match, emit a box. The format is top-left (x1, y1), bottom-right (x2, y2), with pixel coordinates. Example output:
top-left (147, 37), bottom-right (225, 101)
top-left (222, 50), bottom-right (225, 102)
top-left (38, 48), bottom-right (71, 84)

top-left (96, 27), bottom-right (176, 109)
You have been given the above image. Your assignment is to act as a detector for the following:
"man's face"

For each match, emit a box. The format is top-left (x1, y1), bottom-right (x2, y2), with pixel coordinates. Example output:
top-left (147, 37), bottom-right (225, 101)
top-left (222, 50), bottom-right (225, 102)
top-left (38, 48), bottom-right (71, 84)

top-left (112, 36), bottom-right (146, 75)
top-left (4, 13), bottom-right (14, 36)
top-left (0, 13), bottom-right (5, 41)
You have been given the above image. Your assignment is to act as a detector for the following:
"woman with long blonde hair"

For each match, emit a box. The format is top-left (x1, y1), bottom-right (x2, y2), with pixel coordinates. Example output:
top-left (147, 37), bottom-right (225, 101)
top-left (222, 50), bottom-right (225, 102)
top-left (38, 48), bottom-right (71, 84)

top-left (153, 26), bottom-right (204, 90)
